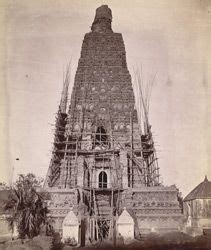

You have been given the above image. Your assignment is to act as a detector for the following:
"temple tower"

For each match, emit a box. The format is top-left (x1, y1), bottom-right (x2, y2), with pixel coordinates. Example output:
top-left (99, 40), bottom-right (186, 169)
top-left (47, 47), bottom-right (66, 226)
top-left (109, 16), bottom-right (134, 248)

top-left (44, 5), bottom-right (183, 242)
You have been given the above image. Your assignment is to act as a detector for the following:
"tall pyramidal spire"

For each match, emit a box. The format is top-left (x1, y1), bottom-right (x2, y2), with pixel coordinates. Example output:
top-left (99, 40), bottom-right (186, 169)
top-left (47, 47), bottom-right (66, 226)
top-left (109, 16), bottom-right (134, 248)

top-left (45, 3), bottom-right (159, 190)
top-left (44, 5), bottom-right (183, 240)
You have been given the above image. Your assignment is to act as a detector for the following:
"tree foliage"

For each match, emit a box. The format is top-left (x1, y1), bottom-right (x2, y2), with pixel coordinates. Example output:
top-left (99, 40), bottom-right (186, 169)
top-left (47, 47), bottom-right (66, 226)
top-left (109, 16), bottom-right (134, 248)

top-left (4, 173), bottom-right (49, 239)
top-left (0, 182), bottom-right (8, 189)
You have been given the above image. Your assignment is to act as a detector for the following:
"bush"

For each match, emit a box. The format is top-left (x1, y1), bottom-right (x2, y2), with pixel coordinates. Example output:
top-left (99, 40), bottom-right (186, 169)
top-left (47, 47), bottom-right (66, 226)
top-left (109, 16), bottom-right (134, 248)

top-left (52, 232), bottom-right (63, 250)
top-left (4, 174), bottom-right (49, 239)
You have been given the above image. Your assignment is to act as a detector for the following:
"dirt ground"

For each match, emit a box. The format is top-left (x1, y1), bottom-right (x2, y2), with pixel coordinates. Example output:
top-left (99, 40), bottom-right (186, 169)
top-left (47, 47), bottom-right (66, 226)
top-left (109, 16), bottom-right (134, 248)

top-left (0, 232), bottom-right (211, 250)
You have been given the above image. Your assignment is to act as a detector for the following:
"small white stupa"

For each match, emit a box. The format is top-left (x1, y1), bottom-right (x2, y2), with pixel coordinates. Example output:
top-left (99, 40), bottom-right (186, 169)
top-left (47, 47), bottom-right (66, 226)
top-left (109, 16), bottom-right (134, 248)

top-left (117, 207), bottom-right (134, 239)
top-left (62, 210), bottom-right (79, 243)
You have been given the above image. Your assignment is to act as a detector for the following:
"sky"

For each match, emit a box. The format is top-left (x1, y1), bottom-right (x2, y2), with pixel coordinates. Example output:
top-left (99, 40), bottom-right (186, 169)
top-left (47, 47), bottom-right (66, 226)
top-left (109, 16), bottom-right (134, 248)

top-left (0, 0), bottom-right (210, 197)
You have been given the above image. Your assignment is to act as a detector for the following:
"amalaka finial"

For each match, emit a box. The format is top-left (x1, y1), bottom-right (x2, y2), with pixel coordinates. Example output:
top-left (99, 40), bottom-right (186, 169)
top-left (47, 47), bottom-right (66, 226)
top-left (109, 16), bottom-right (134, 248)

top-left (91, 5), bottom-right (113, 33)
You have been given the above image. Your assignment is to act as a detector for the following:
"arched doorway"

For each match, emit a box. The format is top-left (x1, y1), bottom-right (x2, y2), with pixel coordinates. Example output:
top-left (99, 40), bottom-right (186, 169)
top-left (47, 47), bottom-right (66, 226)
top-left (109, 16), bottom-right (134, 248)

top-left (99, 171), bottom-right (107, 188)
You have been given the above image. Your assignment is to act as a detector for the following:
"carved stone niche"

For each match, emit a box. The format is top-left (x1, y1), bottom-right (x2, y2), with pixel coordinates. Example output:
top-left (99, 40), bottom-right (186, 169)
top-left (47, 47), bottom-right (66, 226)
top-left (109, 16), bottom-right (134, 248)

top-left (81, 134), bottom-right (92, 150)
top-left (48, 193), bottom-right (75, 209)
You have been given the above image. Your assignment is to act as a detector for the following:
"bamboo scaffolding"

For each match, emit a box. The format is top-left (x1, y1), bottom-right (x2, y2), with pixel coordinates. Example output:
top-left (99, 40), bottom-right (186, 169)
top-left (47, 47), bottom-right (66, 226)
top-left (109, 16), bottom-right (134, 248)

top-left (133, 67), bottom-right (160, 186)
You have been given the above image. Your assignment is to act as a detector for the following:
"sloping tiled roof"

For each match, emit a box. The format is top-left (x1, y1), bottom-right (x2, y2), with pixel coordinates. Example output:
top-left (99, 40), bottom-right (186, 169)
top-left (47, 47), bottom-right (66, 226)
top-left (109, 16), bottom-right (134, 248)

top-left (184, 176), bottom-right (211, 201)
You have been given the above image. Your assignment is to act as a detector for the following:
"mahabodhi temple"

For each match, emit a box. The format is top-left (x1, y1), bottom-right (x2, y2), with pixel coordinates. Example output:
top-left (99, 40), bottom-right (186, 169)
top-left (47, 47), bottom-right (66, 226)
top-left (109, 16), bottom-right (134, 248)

top-left (44, 5), bottom-right (183, 245)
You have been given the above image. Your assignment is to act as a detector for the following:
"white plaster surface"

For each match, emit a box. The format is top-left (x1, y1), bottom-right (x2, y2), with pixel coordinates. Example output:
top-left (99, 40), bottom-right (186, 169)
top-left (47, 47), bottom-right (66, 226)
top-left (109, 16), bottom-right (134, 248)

top-left (117, 208), bottom-right (134, 239)
top-left (62, 210), bottom-right (79, 243)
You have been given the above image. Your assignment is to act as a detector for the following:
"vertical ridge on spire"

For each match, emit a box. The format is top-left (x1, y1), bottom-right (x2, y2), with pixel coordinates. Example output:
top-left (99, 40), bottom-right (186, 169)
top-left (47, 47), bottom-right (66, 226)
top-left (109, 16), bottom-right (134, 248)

top-left (60, 62), bottom-right (71, 114)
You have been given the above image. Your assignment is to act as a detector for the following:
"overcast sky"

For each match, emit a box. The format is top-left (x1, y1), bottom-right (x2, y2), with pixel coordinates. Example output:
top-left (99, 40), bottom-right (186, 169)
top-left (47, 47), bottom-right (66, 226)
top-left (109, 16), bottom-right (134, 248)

top-left (1, 0), bottom-right (210, 197)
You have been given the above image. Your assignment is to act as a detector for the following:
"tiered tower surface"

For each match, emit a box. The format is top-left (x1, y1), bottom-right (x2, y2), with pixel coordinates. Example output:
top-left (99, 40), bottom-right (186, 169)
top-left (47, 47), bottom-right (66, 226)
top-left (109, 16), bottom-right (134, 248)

top-left (70, 32), bottom-right (135, 129)
top-left (44, 5), bottom-right (183, 240)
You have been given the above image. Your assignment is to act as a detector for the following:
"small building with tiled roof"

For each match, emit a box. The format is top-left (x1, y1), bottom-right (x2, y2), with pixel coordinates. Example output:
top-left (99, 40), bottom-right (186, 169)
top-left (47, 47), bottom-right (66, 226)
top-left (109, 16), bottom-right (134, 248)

top-left (183, 176), bottom-right (211, 236)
